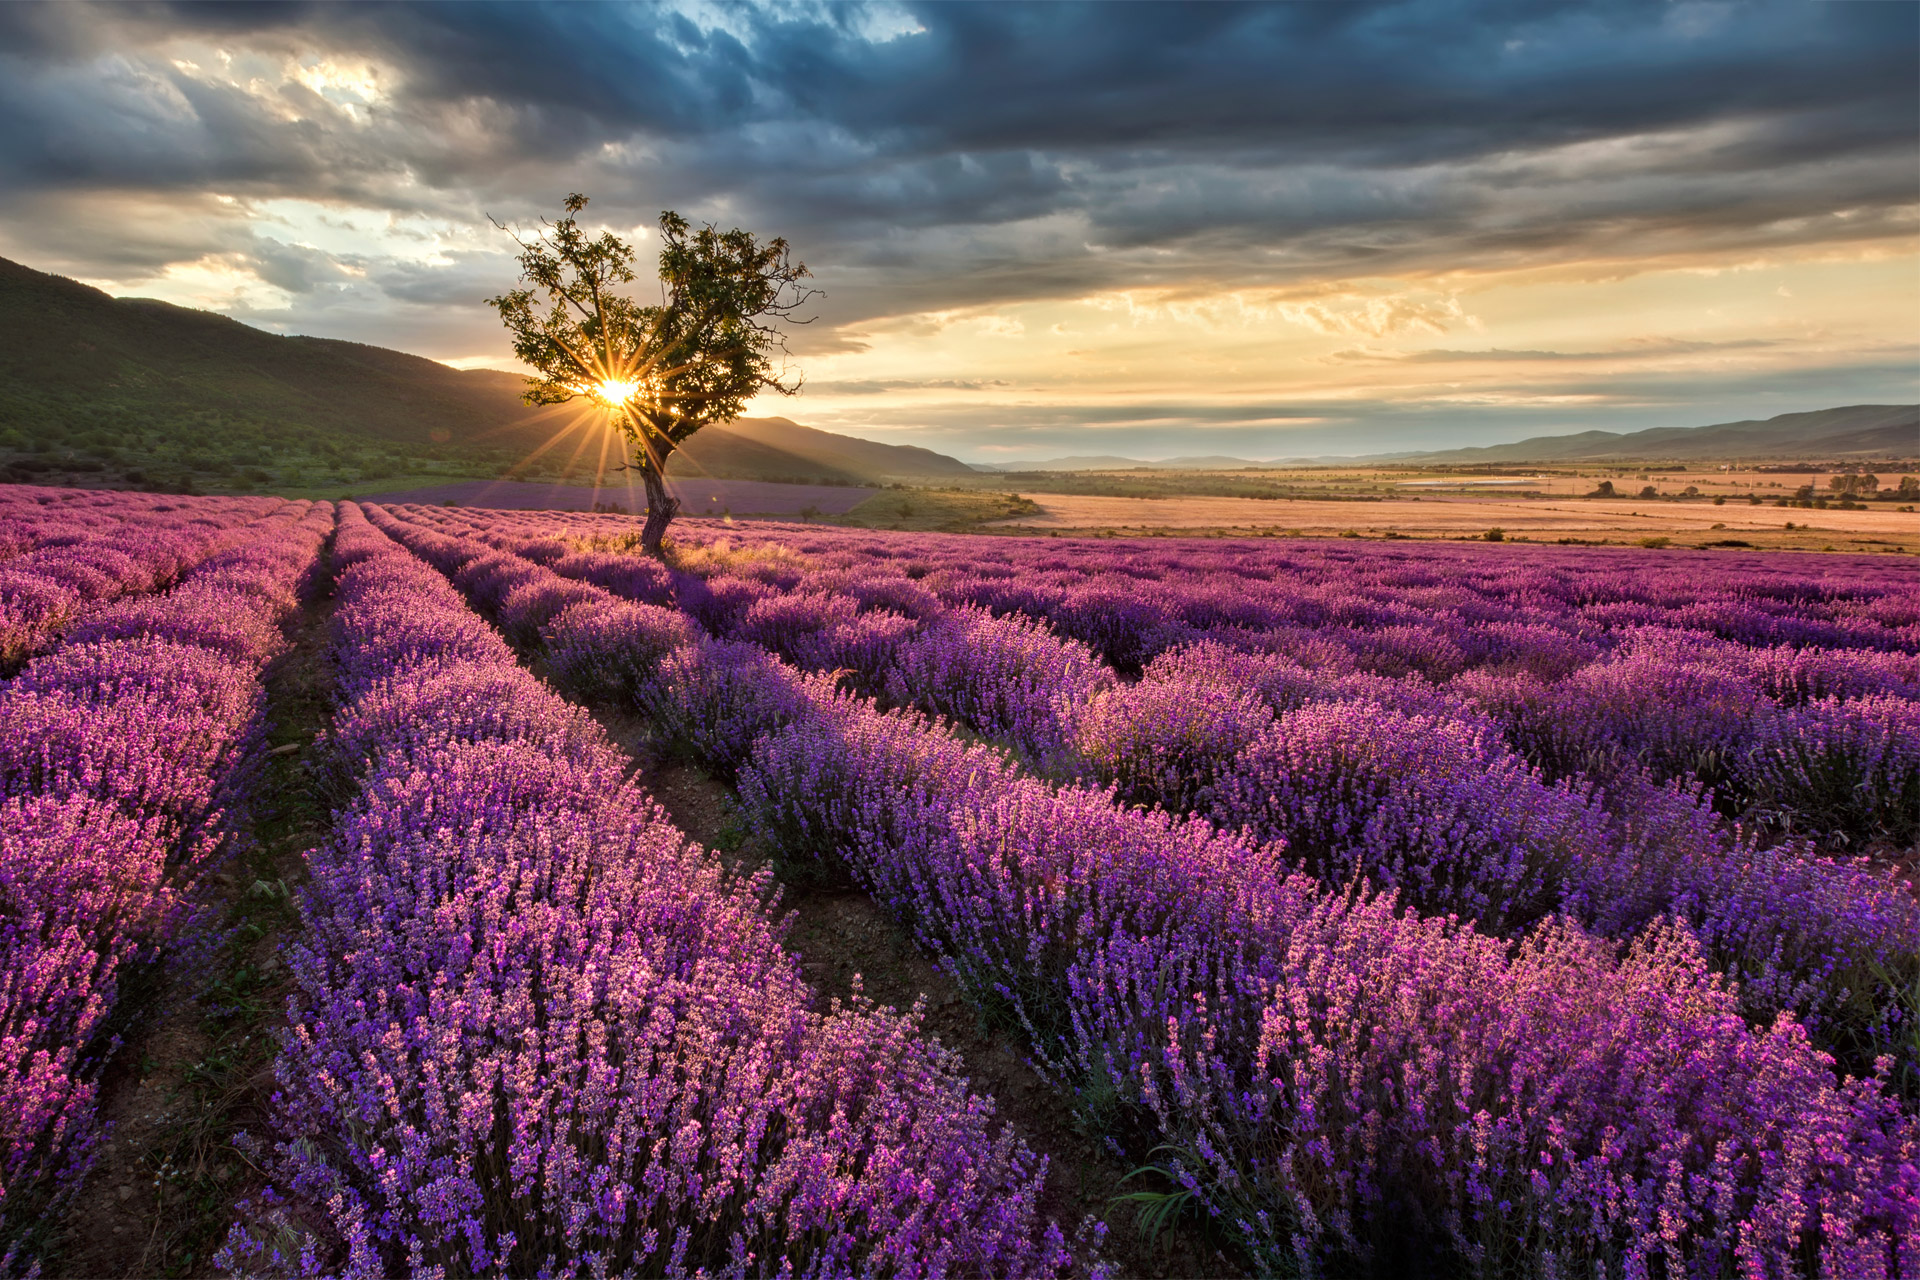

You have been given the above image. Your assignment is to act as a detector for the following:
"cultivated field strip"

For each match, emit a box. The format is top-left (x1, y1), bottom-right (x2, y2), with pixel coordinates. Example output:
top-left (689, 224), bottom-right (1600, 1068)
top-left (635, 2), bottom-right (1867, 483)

top-left (0, 483), bottom-right (252, 548)
top-left (0, 485), bottom-right (196, 565)
top-left (368, 502), bottom-right (1920, 1278)
top-left (0, 490), bottom-right (308, 671)
top-left (405, 505), bottom-right (1920, 1089)
top-left (405, 510), bottom-right (1918, 851)
top-left (0, 498), bottom-right (332, 1272)
top-left (223, 502), bottom-right (1083, 1277)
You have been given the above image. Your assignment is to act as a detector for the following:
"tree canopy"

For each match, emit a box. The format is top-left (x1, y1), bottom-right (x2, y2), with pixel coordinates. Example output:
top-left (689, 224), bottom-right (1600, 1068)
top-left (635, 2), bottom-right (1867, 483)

top-left (488, 194), bottom-right (815, 552)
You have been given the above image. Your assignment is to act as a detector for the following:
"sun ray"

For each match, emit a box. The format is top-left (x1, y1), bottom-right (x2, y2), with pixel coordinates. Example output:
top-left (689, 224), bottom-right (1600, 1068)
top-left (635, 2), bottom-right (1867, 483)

top-left (498, 406), bottom-right (603, 480)
top-left (590, 412), bottom-right (616, 501)
top-left (470, 399), bottom-right (583, 442)
top-left (592, 377), bottom-right (642, 407)
top-left (550, 405), bottom-right (603, 484)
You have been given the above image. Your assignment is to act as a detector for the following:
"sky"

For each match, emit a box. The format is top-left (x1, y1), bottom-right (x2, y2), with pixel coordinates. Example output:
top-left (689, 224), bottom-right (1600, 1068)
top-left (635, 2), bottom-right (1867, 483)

top-left (0, 0), bottom-right (1914, 463)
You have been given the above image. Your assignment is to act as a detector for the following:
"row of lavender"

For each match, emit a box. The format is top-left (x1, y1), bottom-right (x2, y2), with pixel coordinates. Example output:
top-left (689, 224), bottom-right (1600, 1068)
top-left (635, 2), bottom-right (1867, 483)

top-left (786, 529), bottom-right (1919, 853)
top-left (408, 510), bottom-right (1920, 848)
top-left (447, 507), bottom-right (1919, 653)
top-left (0, 498), bottom-right (331, 1273)
top-left (0, 489), bottom-right (302, 671)
top-left (0, 484), bottom-right (225, 564)
top-left (221, 503), bottom-right (1084, 1277)
top-left (367, 503), bottom-right (1919, 1278)
top-left (687, 520), bottom-right (1920, 655)
top-left (398, 505), bottom-right (1920, 1089)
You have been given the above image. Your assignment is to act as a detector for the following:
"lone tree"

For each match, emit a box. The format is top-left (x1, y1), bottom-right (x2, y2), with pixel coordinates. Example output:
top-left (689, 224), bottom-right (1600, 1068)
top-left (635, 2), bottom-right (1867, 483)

top-left (488, 194), bottom-right (815, 554)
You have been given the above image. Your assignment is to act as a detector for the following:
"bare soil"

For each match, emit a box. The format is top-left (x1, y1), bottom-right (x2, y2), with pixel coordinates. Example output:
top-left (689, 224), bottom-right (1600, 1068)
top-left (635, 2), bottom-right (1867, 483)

top-left (50, 579), bottom-right (338, 1278)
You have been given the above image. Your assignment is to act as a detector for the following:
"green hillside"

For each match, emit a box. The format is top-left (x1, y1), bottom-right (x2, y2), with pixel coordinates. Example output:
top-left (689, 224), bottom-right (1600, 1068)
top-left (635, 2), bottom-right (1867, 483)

top-left (0, 255), bottom-right (979, 495)
top-left (0, 255), bottom-right (569, 492)
top-left (670, 417), bottom-right (977, 485)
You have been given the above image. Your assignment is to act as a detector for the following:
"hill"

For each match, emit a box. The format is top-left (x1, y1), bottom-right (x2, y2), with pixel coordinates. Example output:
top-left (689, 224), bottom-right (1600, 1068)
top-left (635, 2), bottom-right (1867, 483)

top-left (0, 254), bottom-right (977, 493)
top-left (0, 257), bottom-right (567, 446)
top-left (974, 453), bottom-right (1274, 471)
top-left (0, 254), bottom-right (559, 489)
top-left (974, 407), bottom-right (1916, 472)
top-left (669, 417), bottom-right (978, 485)
top-left (1390, 405), bottom-right (1917, 465)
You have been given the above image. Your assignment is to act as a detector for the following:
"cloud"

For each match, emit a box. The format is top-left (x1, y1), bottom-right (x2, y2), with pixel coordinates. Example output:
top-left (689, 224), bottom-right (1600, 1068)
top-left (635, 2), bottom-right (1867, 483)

top-left (1273, 295), bottom-right (1472, 339)
top-left (3, 4), bottom-right (1911, 256)
top-left (1327, 337), bottom-right (1783, 363)
top-left (0, 0), bottom-right (1911, 452)
top-left (811, 377), bottom-right (1015, 395)
top-left (801, 355), bottom-right (1920, 461)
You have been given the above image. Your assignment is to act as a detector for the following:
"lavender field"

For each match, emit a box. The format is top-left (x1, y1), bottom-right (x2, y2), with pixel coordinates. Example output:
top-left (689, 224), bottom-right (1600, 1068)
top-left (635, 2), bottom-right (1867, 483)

top-left (3, 483), bottom-right (1917, 1278)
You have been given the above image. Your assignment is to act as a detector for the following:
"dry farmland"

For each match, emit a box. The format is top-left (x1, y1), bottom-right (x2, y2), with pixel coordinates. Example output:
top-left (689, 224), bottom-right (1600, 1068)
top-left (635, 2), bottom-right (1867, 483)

top-left (990, 489), bottom-right (1918, 552)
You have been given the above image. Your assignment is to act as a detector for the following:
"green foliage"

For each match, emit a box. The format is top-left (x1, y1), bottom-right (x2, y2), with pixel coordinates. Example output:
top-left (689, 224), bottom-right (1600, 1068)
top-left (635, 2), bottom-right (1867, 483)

top-left (837, 487), bottom-right (1039, 531)
top-left (488, 195), bottom-right (815, 478)
top-left (1828, 472), bottom-right (1879, 495)
top-left (0, 255), bottom-right (546, 492)
top-left (1112, 1164), bottom-right (1198, 1245)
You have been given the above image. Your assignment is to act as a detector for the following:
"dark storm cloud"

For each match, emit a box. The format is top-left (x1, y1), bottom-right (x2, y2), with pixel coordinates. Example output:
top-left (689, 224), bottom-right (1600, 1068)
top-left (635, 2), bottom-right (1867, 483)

top-left (1, 3), bottom-right (1912, 253)
top-left (0, 0), bottom-right (1912, 387)
top-left (373, 254), bottom-right (515, 307)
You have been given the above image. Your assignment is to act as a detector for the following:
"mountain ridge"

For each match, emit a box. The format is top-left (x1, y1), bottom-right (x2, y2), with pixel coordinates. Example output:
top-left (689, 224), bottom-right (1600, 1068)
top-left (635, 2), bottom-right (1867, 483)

top-left (3, 255), bottom-right (1909, 487)
top-left (0, 253), bottom-right (977, 489)
top-left (1391, 404), bottom-right (1916, 465)
top-left (972, 405), bottom-right (1917, 470)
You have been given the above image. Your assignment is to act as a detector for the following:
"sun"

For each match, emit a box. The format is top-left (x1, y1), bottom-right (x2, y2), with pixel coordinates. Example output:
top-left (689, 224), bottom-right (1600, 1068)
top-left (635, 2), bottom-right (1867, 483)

top-left (592, 377), bottom-right (641, 406)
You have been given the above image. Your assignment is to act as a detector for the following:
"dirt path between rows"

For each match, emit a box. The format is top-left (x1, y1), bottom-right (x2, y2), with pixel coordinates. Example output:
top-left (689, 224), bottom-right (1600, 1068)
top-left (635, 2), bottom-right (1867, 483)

top-left (51, 573), bottom-right (338, 1279)
top-left (583, 704), bottom-right (1242, 1280)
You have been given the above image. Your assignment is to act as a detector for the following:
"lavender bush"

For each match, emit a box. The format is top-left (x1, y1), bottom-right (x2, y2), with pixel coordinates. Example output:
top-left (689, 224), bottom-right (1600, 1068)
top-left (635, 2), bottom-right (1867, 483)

top-left (0, 495), bottom-right (330, 1273)
top-left (226, 503), bottom-right (1088, 1277)
top-left (366, 502), bottom-right (1920, 1277)
top-left (425, 506), bottom-right (1920, 1082)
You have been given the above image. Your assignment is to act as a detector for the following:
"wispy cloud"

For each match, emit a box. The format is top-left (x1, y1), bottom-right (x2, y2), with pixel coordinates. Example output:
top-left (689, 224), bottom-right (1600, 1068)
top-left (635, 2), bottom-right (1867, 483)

top-left (1328, 337), bottom-right (1784, 363)
top-left (811, 377), bottom-right (1016, 395)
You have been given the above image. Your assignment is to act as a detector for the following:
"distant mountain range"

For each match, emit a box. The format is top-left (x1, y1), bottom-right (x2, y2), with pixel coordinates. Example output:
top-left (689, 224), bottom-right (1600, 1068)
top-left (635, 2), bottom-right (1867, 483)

top-left (973, 405), bottom-right (1917, 470)
top-left (971, 454), bottom-right (1267, 472)
top-left (973, 454), bottom-right (1273, 472)
top-left (1392, 404), bottom-right (1916, 465)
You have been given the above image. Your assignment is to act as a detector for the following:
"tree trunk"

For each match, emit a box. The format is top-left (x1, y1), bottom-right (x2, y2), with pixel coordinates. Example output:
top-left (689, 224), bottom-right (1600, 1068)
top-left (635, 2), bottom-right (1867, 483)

top-left (638, 464), bottom-right (680, 557)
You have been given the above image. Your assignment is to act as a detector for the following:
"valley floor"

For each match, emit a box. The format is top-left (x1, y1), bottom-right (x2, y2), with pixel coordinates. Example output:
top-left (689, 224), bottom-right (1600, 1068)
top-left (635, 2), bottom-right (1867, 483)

top-left (988, 490), bottom-right (1920, 552)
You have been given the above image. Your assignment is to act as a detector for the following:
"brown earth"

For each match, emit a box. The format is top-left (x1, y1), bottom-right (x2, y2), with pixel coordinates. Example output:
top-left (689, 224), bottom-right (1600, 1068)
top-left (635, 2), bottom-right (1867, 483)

top-left (51, 579), bottom-right (337, 1278)
top-left (991, 491), bottom-right (1919, 551)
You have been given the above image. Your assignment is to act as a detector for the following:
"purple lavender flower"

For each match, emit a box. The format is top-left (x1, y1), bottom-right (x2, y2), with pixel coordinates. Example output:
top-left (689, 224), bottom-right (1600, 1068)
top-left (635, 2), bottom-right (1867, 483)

top-left (229, 504), bottom-right (1085, 1277)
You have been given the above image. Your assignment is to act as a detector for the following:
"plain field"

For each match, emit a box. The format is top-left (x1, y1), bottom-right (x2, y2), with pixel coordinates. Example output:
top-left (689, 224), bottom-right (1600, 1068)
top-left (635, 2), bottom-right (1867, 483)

top-left (990, 491), bottom-right (1919, 549)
